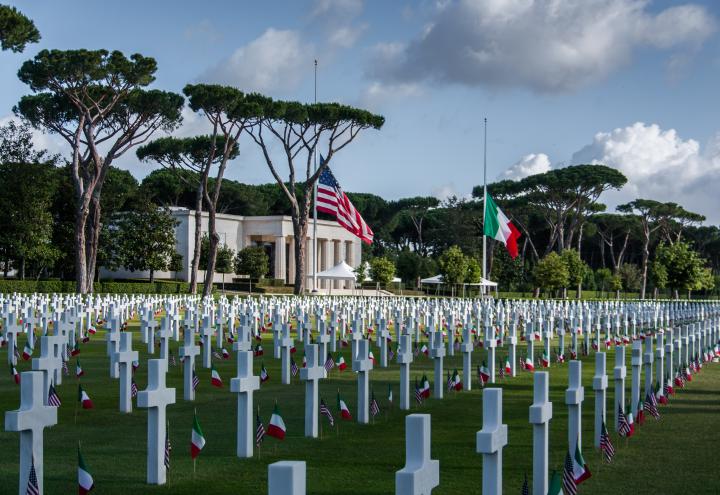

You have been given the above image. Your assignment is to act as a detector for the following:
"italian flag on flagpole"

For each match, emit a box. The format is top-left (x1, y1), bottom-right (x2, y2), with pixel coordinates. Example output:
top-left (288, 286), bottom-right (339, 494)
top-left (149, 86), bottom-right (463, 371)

top-left (78, 445), bottom-right (94, 494)
top-left (191, 411), bottom-right (206, 459)
top-left (483, 192), bottom-right (520, 259)
top-left (338, 392), bottom-right (352, 420)
top-left (78, 384), bottom-right (94, 409)
top-left (547, 471), bottom-right (564, 495)
top-left (267, 404), bottom-right (286, 440)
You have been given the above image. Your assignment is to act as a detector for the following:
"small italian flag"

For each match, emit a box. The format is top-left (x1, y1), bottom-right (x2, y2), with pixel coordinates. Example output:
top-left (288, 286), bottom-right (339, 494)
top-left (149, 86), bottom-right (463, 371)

top-left (483, 192), bottom-right (520, 259)
top-left (267, 404), bottom-right (286, 440)
top-left (421, 374), bottom-right (431, 398)
top-left (22, 332), bottom-right (34, 360)
top-left (78, 385), bottom-right (93, 409)
top-left (190, 411), bottom-right (205, 459)
top-left (547, 470), bottom-right (563, 495)
top-left (572, 441), bottom-right (592, 484)
top-left (76, 359), bottom-right (85, 378)
top-left (504, 359), bottom-right (512, 374)
top-left (524, 357), bottom-right (535, 372)
top-left (210, 365), bottom-right (223, 388)
top-left (338, 393), bottom-right (352, 420)
top-left (387, 384), bottom-right (393, 403)
top-left (10, 363), bottom-right (20, 384)
top-left (71, 340), bottom-right (81, 356)
top-left (337, 355), bottom-right (347, 371)
top-left (479, 362), bottom-right (490, 384)
top-left (541, 353), bottom-right (549, 368)
top-left (78, 446), bottom-right (95, 494)
top-left (451, 369), bottom-right (462, 391)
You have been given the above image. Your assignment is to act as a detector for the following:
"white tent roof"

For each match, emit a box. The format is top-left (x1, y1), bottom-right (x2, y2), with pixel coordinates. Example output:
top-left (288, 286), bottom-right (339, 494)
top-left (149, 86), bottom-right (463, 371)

top-left (392, 277), bottom-right (402, 283)
top-left (421, 274), bottom-right (498, 287)
top-left (420, 274), bottom-right (444, 285)
top-left (315, 261), bottom-right (357, 281)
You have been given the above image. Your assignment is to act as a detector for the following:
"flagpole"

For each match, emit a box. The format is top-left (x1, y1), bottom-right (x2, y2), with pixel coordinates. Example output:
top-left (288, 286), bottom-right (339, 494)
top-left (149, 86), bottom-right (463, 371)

top-left (312, 59), bottom-right (319, 293)
top-left (482, 117), bottom-right (488, 295)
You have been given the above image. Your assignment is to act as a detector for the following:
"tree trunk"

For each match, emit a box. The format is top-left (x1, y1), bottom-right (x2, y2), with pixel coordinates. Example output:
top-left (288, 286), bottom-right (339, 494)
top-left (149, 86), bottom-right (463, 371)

top-left (291, 216), bottom-right (309, 295)
top-left (640, 231), bottom-right (650, 300)
top-left (85, 196), bottom-right (102, 293)
top-left (150, 269), bottom-right (155, 284)
top-left (202, 203), bottom-right (219, 298)
top-left (74, 201), bottom-right (90, 294)
top-left (20, 257), bottom-right (25, 281)
top-left (189, 183), bottom-right (204, 295)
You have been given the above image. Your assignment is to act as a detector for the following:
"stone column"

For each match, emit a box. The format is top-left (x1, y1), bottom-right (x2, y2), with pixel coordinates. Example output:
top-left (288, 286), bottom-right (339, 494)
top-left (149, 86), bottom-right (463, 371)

top-left (344, 240), bottom-right (354, 289)
top-left (274, 236), bottom-right (286, 282)
top-left (288, 237), bottom-right (295, 285)
top-left (306, 238), bottom-right (313, 291)
top-left (322, 239), bottom-right (332, 290)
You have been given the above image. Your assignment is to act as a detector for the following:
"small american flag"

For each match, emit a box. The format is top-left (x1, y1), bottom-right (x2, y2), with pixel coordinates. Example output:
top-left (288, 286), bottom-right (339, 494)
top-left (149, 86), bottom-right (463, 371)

top-left (212, 349), bottom-right (221, 360)
top-left (255, 414), bottom-right (265, 447)
top-left (369, 394), bottom-right (380, 417)
top-left (600, 421), bottom-right (615, 462)
top-left (62, 359), bottom-right (69, 376)
top-left (644, 393), bottom-right (660, 420)
top-left (562, 451), bottom-right (578, 495)
top-left (521, 473), bottom-right (529, 495)
top-left (618, 404), bottom-right (631, 437)
top-left (26, 455), bottom-right (39, 495)
top-left (388, 346), bottom-right (395, 361)
top-left (48, 383), bottom-right (62, 407)
top-left (324, 353), bottom-right (335, 372)
top-left (131, 379), bottom-right (138, 398)
top-left (320, 399), bottom-right (334, 426)
top-left (414, 383), bottom-right (423, 404)
top-left (169, 351), bottom-right (176, 367)
top-left (317, 163), bottom-right (373, 244)
top-left (192, 370), bottom-right (200, 391)
top-left (498, 361), bottom-right (505, 379)
top-left (164, 422), bottom-right (171, 471)
top-left (290, 358), bottom-right (299, 377)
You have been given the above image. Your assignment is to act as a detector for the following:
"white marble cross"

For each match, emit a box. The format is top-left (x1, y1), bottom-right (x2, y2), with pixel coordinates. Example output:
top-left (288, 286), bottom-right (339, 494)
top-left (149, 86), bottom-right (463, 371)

top-left (280, 324), bottom-right (294, 385)
top-left (476, 388), bottom-right (508, 495)
top-left (461, 325), bottom-right (473, 391)
top-left (45, 335), bottom-right (64, 386)
top-left (316, 321), bottom-right (330, 364)
top-left (630, 341), bottom-right (642, 417)
top-left (592, 352), bottom-right (608, 448)
top-left (146, 312), bottom-right (158, 354)
top-left (268, 461), bottom-right (306, 495)
top-left (31, 336), bottom-right (61, 405)
top-left (398, 334), bottom-right (413, 411)
top-left (529, 371), bottom-right (552, 495)
top-left (230, 342), bottom-right (260, 457)
top-left (5, 370), bottom-right (57, 495)
top-left (378, 319), bottom-right (390, 368)
top-left (137, 359), bottom-right (176, 485)
top-left (117, 332), bottom-right (139, 413)
top-left (353, 339), bottom-right (374, 424)
top-left (4, 312), bottom-right (22, 366)
top-left (430, 330), bottom-right (446, 399)
top-left (158, 318), bottom-right (173, 361)
top-left (199, 316), bottom-right (213, 368)
top-left (396, 414), bottom-right (440, 495)
top-left (179, 326), bottom-right (200, 401)
top-left (300, 343), bottom-right (326, 437)
top-left (614, 345), bottom-right (627, 432)
top-left (565, 360), bottom-right (584, 454)
top-left (643, 334), bottom-right (654, 397)
top-left (106, 318), bottom-right (121, 379)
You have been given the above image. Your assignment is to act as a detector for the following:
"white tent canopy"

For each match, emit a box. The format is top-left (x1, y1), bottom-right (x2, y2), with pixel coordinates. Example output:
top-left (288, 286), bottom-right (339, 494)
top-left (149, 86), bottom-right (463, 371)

top-left (315, 261), bottom-right (357, 281)
top-left (420, 274), bottom-right (444, 285)
top-left (421, 274), bottom-right (498, 287)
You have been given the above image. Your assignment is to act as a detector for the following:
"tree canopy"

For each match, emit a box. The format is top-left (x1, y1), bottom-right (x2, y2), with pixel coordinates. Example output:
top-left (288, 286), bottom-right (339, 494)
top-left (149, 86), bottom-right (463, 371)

top-left (0, 5), bottom-right (40, 52)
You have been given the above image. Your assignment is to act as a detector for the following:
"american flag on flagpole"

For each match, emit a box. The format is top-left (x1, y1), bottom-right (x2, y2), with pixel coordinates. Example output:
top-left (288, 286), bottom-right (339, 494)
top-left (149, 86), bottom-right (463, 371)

top-left (316, 162), bottom-right (373, 244)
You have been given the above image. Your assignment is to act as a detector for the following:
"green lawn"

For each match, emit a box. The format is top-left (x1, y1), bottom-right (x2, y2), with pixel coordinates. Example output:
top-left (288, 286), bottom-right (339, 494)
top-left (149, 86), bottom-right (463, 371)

top-left (1, 320), bottom-right (718, 494)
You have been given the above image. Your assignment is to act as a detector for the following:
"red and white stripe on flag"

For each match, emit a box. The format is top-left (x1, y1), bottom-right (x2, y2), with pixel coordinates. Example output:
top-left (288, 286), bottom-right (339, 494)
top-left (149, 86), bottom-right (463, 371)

top-left (317, 163), bottom-right (373, 244)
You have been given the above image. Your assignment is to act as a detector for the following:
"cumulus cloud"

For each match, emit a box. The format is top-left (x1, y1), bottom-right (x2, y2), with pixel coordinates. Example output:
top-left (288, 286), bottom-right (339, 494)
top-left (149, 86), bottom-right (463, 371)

top-left (359, 81), bottom-right (423, 110)
top-left (570, 122), bottom-right (720, 220)
top-left (200, 29), bottom-right (314, 93)
top-left (500, 153), bottom-right (551, 180)
top-left (369, 0), bottom-right (716, 92)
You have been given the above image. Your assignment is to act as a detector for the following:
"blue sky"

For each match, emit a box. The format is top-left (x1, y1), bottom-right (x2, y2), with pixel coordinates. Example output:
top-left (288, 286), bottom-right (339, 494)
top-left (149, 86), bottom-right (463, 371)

top-left (2, 0), bottom-right (720, 221)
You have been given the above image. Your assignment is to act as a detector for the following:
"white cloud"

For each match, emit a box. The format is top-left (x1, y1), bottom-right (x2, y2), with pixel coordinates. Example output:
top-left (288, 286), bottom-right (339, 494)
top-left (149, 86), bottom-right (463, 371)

top-left (500, 153), bottom-right (551, 180)
top-left (569, 122), bottom-right (720, 221)
top-left (312, 0), bottom-right (363, 19)
top-left (328, 24), bottom-right (368, 48)
top-left (359, 82), bottom-right (423, 111)
top-left (369, 0), bottom-right (716, 92)
top-left (0, 115), bottom-right (68, 160)
top-left (200, 29), bottom-right (314, 93)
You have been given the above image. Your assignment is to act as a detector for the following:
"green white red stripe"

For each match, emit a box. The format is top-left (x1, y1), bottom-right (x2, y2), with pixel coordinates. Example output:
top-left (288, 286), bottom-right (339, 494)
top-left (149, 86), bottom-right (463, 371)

top-left (190, 412), bottom-right (205, 459)
top-left (78, 446), bottom-right (94, 494)
top-left (267, 404), bottom-right (286, 439)
top-left (483, 192), bottom-right (520, 258)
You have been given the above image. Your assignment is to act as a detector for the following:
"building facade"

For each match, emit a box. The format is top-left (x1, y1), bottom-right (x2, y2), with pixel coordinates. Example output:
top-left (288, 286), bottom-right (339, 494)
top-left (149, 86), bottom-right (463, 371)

top-left (100, 208), bottom-right (362, 289)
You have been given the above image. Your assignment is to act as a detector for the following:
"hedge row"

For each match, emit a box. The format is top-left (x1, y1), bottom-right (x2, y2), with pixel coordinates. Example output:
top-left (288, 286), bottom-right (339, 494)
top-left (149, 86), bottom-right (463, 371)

top-left (0, 279), bottom-right (205, 295)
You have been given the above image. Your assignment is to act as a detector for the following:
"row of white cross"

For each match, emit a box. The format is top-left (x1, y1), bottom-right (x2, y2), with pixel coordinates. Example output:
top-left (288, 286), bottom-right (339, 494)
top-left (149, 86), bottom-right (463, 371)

top-left (2, 292), bottom-right (719, 494)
